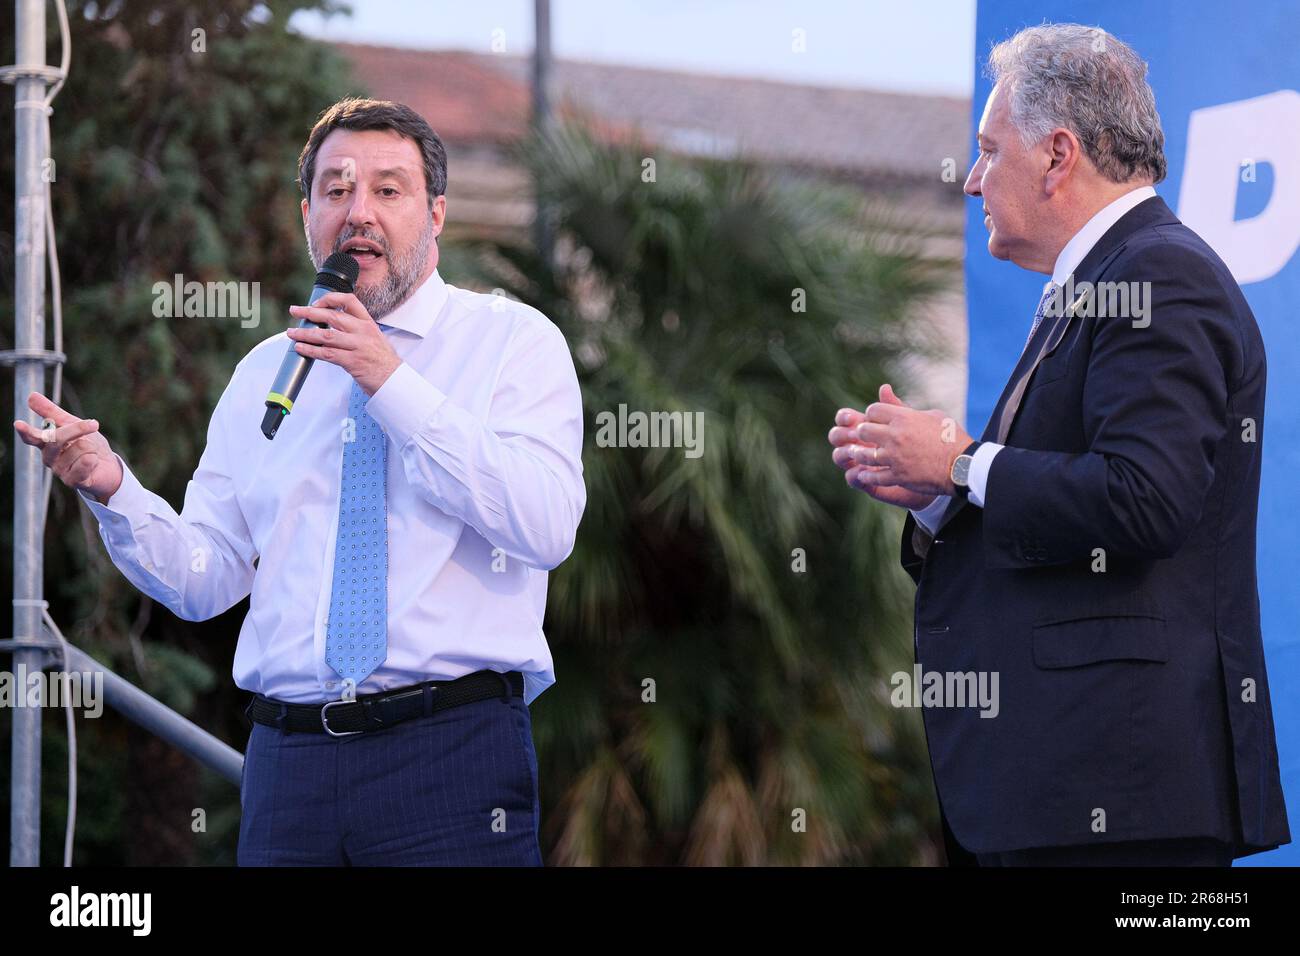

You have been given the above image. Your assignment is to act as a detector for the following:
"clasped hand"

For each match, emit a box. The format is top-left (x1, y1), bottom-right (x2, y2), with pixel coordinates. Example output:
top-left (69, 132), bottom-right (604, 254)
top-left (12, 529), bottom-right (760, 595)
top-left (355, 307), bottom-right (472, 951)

top-left (827, 384), bottom-right (973, 508)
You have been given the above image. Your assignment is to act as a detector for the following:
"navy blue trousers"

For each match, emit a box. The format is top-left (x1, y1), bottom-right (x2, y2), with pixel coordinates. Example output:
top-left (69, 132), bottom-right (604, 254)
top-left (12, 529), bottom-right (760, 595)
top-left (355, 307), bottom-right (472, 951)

top-left (238, 696), bottom-right (543, 866)
top-left (976, 837), bottom-right (1234, 866)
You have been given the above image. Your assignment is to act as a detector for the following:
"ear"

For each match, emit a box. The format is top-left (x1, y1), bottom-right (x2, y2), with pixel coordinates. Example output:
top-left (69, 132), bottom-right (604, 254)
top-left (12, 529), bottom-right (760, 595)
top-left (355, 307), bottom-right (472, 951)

top-left (1043, 127), bottom-right (1082, 196)
top-left (430, 194), bottom-right (447, 239)
top-left (300, 197), bottom-right (309, 228)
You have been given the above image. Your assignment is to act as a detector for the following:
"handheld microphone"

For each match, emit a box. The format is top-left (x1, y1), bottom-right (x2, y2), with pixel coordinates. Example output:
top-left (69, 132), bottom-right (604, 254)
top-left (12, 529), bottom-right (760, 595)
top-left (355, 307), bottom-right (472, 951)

top-left (261, 252), bottom-right (360, 440)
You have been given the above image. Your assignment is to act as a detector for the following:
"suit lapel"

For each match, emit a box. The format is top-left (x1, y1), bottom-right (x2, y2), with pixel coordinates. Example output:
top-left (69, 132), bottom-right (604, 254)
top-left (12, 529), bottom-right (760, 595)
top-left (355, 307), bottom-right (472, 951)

top-left (980, 303), bottom-right (1063, 442)
top-left (931, 196), bottom-right (1178, 535)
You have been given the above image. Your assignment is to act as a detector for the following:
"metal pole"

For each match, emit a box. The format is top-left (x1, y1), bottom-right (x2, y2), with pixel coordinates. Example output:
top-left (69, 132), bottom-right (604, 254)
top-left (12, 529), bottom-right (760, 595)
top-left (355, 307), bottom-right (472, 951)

top-left (10, 0), bottom-right (52, 867)
top-left (59, 644), bottom-right (244, 786)
top-left (532, 0), bottom-right (554, 267)
top-left (532, 0), bottom-right (552, 128)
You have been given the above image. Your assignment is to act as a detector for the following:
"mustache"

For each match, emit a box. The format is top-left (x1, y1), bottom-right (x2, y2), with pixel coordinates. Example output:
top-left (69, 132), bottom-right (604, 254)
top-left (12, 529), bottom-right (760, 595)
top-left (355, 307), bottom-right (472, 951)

top-left (332, 228), bottom-right (389, 256)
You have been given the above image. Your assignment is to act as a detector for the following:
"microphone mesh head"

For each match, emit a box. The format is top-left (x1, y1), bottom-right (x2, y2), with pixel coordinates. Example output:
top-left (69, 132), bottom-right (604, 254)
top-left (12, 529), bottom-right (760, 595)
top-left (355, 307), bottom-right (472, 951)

top-left (317, 252), bottom-right (360, 293)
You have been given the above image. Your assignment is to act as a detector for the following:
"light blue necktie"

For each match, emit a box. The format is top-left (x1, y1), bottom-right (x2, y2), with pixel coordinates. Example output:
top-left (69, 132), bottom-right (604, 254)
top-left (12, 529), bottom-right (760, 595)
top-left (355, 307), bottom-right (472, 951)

top-left (1024, 283), bottom-right (1059, 351)
top-left (325, 378), bottom-right (388, 685)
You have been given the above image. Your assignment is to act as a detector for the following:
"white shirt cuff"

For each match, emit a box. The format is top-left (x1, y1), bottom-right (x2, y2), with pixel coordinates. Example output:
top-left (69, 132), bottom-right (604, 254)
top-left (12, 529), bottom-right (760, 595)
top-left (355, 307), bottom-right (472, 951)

top-left (77, 453), bottom-right (156, 546)
top-left (911, 493), bottom-right (952, 535)
top-left (364, 360), bottom-right (449, 449)
top-left (78, 452), bottom-right (141, 514)
top-left (966, 442), bottom-right (1003, 508)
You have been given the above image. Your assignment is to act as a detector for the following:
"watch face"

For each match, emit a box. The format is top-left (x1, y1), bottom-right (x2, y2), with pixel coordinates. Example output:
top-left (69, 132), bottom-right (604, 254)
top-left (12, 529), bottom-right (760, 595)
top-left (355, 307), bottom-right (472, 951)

top-left (952, 454), bottom-right (973, 486)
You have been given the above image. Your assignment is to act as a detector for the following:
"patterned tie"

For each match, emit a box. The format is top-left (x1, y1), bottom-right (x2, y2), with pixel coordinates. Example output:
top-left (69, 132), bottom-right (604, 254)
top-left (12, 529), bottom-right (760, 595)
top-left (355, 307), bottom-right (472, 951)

top-left (325, 378), bottom-right (389, 686)
top-left (1024, 282), bottom-right (1059, 352)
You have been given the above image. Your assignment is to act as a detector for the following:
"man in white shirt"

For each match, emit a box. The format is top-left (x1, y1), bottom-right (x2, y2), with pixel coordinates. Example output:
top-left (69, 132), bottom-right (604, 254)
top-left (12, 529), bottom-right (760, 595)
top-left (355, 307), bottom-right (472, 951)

top-left (13, 97), bottom-right (586, 865)
top-left (826, 24), bottom-right (1288, 866)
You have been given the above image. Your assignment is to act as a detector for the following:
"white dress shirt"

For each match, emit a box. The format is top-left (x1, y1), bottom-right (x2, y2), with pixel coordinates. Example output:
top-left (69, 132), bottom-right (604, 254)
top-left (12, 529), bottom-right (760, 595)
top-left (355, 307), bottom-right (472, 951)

top-left (910, 185), bottom-right (1157, 535)
top-left (78, 268), bottom-right (586, 705)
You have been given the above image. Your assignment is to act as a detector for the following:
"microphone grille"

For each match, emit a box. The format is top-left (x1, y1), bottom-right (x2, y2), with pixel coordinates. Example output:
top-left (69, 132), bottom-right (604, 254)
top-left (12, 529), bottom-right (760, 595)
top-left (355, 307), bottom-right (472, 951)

top-left (317, 252), bottom-right (360, 292)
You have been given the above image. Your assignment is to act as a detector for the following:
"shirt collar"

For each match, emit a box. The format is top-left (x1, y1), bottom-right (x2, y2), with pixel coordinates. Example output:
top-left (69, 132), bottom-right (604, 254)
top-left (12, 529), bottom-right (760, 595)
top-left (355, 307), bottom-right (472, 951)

top-left (1050, 184), bottom-right (1157, 288)
top-left (374, 267), bottom-right (449, 339)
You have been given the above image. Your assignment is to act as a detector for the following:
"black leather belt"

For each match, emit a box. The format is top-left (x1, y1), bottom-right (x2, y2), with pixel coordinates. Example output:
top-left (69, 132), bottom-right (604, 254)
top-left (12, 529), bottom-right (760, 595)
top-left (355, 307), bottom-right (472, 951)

top-left (245, 670), bottom-right (524, 737)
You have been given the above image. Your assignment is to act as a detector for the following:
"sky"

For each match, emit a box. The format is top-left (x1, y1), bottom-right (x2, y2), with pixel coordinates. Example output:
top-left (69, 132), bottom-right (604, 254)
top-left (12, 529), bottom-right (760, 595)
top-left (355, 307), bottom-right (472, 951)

top-left (290, 0), bottom-right (978, 96)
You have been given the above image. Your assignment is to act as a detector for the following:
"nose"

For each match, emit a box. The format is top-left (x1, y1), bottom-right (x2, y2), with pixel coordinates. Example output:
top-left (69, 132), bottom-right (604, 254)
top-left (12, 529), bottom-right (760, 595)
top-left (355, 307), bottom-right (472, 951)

top-left (963, 154), bottom-right (983, 198)
top-left (345, 189), bottom-right (376, 229)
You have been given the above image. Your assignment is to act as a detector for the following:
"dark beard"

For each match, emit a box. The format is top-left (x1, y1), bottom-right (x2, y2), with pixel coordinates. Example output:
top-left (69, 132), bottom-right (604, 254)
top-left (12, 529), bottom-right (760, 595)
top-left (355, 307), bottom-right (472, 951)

top-left (306, 213), bottom-right (435, 320)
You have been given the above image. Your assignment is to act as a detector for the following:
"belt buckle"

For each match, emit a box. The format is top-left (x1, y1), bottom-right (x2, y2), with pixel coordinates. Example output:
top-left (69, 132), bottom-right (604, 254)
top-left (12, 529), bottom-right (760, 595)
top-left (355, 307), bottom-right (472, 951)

top-left (320, 699), bottom-right (363, 737)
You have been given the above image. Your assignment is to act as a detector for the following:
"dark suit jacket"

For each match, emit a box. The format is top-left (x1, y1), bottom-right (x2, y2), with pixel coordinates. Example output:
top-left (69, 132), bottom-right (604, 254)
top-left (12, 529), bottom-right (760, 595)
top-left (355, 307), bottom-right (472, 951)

top-left (902, 196), bottom-right (1290, 860)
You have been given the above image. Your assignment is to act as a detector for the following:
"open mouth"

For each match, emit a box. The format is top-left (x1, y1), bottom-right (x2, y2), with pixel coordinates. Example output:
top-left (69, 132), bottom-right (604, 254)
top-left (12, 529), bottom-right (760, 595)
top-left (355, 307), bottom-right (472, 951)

top-left (340, 239), bottom-right (385, 265)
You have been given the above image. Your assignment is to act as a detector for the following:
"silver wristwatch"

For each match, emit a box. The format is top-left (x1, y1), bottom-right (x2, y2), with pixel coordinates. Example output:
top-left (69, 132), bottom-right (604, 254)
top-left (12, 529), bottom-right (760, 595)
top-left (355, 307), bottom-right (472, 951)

top-left (950, 440), bottom-right (982, 500)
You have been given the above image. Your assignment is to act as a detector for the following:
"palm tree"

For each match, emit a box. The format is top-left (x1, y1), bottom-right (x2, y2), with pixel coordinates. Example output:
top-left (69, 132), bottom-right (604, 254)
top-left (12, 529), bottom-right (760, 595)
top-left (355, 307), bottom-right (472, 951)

top-left (445, 121), bottom-right (957, 864)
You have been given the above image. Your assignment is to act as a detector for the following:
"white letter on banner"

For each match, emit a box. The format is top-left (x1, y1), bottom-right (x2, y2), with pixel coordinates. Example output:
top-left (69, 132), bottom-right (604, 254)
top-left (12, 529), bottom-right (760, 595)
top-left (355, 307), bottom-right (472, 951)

top-left (1177, 90), bottom-right (1300, 285)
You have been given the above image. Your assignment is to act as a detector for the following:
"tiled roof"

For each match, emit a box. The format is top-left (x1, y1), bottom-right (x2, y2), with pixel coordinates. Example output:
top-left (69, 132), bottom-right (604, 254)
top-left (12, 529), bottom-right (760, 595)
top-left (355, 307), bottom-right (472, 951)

top-left (335, 43), bottom-right (970, 180)
top-left (334, 44), bottom-right (531, 145)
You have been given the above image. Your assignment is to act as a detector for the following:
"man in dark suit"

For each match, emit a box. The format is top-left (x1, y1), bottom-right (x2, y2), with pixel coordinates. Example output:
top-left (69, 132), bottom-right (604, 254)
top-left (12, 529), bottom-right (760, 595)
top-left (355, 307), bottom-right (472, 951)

top-left (829, 24), bottom-right (1289, 865)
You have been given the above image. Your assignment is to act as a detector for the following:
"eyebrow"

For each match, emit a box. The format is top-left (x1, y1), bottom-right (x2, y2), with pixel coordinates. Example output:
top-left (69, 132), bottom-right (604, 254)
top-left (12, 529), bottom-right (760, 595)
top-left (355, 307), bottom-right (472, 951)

top-left (977, 132), bottom-right (996, 146)
top-left (317, 166), bottom-right (417, 185)
top-left (373, 167), bottom-right (415, 185)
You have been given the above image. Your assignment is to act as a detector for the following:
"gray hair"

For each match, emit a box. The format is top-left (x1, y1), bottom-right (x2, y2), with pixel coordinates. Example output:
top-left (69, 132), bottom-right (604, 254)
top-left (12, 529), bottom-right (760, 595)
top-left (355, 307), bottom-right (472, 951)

top-left (985, 24), bottom-right (1166, 184)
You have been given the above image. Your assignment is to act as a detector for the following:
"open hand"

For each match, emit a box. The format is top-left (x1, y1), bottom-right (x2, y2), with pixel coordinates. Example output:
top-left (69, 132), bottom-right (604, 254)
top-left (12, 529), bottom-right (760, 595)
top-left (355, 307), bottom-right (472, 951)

top-left (13, 392), bottom-right (123, 504)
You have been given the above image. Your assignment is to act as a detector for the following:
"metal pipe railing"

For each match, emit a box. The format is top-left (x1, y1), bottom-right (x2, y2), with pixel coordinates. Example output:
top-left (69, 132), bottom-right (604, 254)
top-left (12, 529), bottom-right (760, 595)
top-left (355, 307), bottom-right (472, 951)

top-left (59, 643), bottom-right (244, 786)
